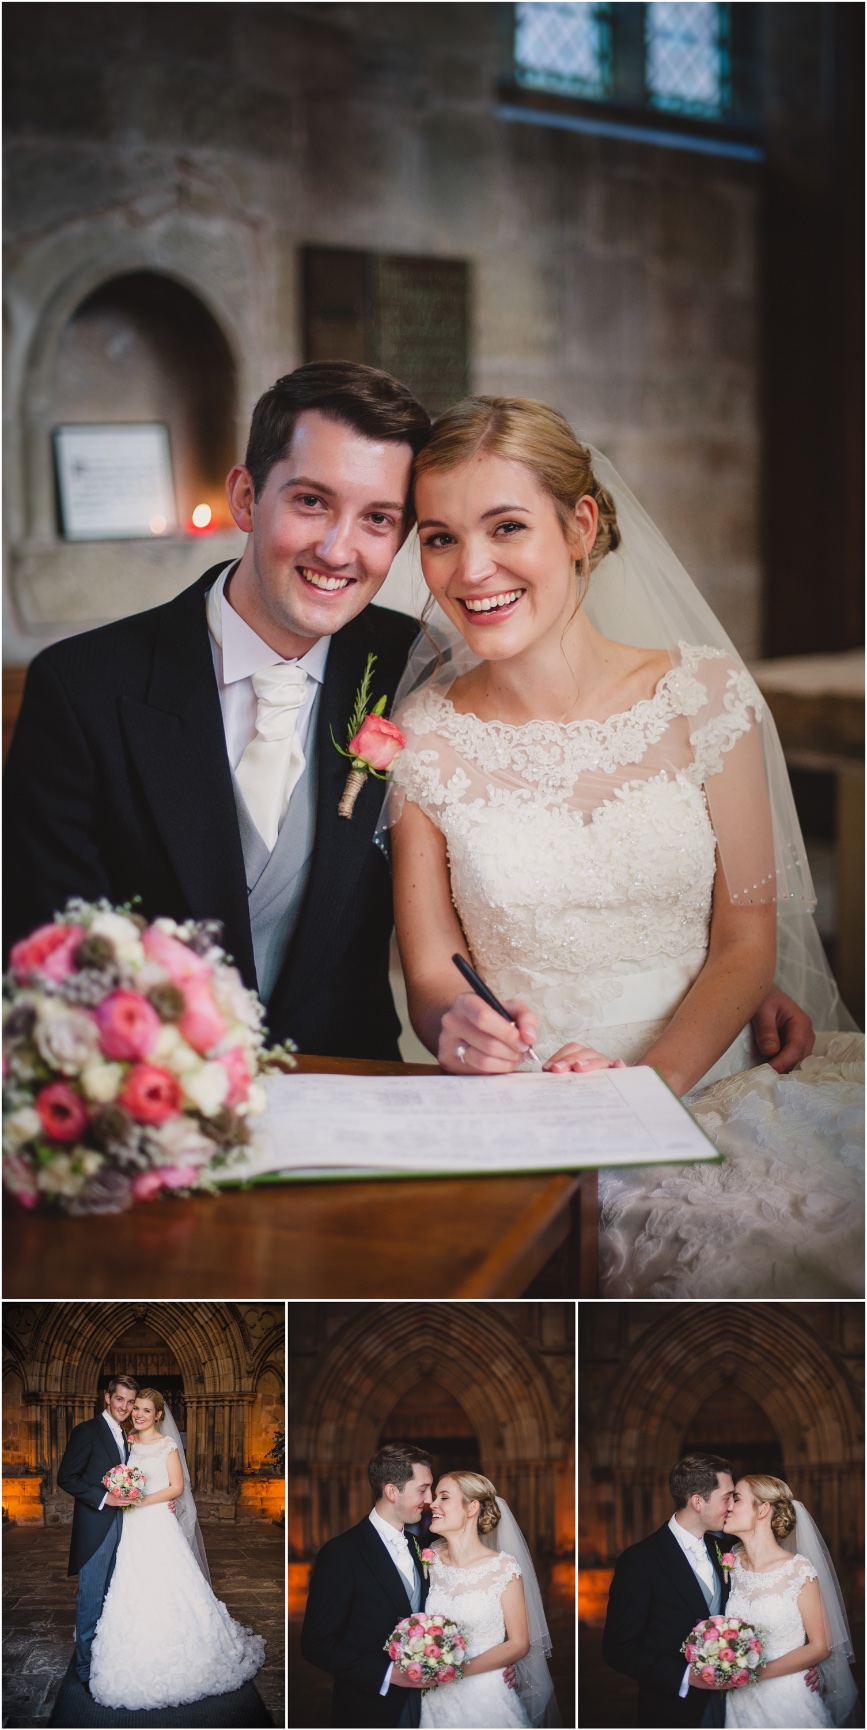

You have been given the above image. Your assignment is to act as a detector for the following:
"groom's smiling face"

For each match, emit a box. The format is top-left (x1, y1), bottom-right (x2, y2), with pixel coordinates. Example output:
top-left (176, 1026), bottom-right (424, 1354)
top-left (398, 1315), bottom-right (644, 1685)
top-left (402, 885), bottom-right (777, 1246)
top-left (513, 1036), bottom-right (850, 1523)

top-left (105, 1386), bottom-right (135, 1425)
top-left (390, 1462), bottom-right (433, 1525)
top-left (225, 411), bottom-right (413, 659)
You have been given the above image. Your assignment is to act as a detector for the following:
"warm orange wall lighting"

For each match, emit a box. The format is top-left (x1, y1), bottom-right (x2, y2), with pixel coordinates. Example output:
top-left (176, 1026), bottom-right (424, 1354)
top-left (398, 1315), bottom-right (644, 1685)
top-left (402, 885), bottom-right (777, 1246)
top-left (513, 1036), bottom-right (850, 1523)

top-left (288, 1561), bottom-right (312, 1616)
top-left (578, 1568), bottom-right (614, 1623)
top-left (2, 1480), bottom-right (43, 1524)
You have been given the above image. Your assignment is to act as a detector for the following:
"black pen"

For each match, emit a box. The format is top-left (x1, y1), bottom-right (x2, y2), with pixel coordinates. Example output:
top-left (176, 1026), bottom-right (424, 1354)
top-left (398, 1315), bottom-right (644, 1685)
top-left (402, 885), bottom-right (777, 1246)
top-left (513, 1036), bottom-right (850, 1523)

top-left (451, 953), bottom-right (545, 1067)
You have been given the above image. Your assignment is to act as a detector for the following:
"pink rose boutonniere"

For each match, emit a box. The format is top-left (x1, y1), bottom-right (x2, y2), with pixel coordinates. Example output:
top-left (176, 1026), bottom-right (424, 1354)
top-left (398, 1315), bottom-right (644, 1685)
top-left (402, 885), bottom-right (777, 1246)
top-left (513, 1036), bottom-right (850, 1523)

top-left (410, 1535), bottom-right (437, 1574)
top-left (332, 653), bottom-right (406, 819)
top-left (714, 1542), bottom-right (736, 1578)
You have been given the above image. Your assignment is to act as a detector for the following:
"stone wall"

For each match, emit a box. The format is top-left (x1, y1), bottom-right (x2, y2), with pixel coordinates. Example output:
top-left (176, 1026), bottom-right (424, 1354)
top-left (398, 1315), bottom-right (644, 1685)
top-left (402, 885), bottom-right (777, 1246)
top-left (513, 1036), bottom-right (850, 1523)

top-left (4, 2), bottom-right (768, 661)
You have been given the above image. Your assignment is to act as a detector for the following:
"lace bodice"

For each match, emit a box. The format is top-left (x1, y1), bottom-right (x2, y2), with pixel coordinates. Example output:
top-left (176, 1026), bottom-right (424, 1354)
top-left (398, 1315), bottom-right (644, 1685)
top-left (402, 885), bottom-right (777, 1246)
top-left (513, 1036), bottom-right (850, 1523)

top-left (393, 644), bottom-right (767, 1058)
top-left (726, 1554), bottom-right (818, 1662)
top-left (425, 1551), bottom-right (522, 1661)
top-left (128, 1434), bottom-right (177, 1493)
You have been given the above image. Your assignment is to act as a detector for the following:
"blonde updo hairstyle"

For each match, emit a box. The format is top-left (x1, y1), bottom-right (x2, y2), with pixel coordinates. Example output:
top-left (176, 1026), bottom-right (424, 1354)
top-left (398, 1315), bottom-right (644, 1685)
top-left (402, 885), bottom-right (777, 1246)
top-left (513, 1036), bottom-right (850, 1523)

top-left (742, 1474), bottom-right (797, 1541)
top-left (412, 396), bottom-right (621, 603)
top-left (135, 1386), bottom-right (166, 1427)
top-left (448, 1470), bottom-right (501, 1536)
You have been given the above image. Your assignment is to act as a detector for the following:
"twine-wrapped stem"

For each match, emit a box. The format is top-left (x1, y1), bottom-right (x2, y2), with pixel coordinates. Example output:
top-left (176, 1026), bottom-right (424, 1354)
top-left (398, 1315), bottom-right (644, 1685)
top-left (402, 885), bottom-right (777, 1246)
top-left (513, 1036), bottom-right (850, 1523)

top-left (338, 767), bottom-right (368, 818)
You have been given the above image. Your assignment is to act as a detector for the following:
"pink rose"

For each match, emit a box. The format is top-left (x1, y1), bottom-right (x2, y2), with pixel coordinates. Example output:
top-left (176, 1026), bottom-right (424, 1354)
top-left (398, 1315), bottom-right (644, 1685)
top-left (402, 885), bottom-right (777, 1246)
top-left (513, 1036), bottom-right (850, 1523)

top-left (420, 1548), bottom-right (436, 1563)
top-left (388, 1643), bottom-right (400, 1660)
top-left (405, 1663), bottom-right (423, 1683)
top-left (119, 1063), bottom-right (183, 1124)
top-left (711, 1616), bottom-right (726, 1626)
top-left (142, 926), bottom-right (210, 986)
top-left (721, 1553), bottom-right (735, 1567)
top-left (720, 1648), bottom-right (736, 1663)
top-left (218, 1044), bottom-right (253, 1106)
top-left (684, 1645), bottom-right (697, 1662)
top-left (131, 1165), bottom-right (199, 1201)
top-left (178, 981), bottom-right (226, 1055)
top-left (35, 1081), bottom-right (88, 1143)
top-left (95, 990), bottom-right (161, 1060)
top-left (438, 1666), bottom-right (456, 1684)
top-left (424, 1644), bottom-right (440, 1657)
top-left (9, 922), bottom-right (86, 982)
top-left (748, 1639), bottom-right (762, 1653)
top-left (349, 713), bottom-right (406, 771)
top-left (733, 1671), bottom-right (749, 1686)
top-left (700, 1667), bottom-right (716, 1684)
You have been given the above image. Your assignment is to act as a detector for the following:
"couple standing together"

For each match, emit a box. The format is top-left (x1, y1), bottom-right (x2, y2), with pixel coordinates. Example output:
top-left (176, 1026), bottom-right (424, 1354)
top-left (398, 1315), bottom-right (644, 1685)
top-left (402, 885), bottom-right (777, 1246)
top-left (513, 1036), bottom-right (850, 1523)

top-left (604, 1452), bottom-right (857, 1728)
top-left (56, 1372), bottom-right (264, 1709)
top-left (6, 359), bottom-right (861, 1296)
top-left (301, 1442), bottom-right (557, 1728)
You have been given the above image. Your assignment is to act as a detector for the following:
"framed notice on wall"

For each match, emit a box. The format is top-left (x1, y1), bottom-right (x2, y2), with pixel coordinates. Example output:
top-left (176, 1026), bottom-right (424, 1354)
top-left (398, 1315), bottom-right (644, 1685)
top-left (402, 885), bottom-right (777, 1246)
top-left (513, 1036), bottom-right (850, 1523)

top-left (53, 423), bottom-right (177, 540)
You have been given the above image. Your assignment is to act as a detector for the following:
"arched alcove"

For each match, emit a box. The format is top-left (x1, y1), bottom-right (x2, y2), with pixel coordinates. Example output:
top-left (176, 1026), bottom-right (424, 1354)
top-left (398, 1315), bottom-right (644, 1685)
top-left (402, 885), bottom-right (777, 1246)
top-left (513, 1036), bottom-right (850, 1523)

top-left (52, 271), bottom-right (237, 535)
top-left (379, 1379), bottom-right (481, 1478)
top-left (682, 1387), bottom-right (783, 1481)
top-left (100, 1320), bottom-right (185, 1430)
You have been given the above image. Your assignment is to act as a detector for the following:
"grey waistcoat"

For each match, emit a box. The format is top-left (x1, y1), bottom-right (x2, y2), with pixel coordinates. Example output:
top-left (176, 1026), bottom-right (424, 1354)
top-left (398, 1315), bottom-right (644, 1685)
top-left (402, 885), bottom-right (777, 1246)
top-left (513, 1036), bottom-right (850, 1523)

top-left (231, 685), bottom-right (321, 1007)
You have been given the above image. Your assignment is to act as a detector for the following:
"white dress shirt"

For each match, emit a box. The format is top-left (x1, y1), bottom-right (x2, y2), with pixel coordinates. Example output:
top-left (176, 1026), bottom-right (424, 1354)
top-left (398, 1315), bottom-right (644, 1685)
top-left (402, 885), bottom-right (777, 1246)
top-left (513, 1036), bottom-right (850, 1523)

top-left (669, 1513), bottom-right (717, 1698)
top-left (207, 563), bottom-right (330, 772)
top-left (369, 1507), bottom-right (417, 1696)
top-left (98, 1409), bottom-right (127, 1509)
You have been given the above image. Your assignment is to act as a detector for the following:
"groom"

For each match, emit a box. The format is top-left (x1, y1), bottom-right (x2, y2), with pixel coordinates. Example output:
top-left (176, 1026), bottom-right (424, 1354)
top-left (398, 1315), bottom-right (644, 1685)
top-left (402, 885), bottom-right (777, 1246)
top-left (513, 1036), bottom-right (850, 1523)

top-left (56, 1374), bottom-right (139, 1693)
top-left (301, 1443), bottom-right (441, 1728)
top-left (4, 359), bottom-right (813, 1070)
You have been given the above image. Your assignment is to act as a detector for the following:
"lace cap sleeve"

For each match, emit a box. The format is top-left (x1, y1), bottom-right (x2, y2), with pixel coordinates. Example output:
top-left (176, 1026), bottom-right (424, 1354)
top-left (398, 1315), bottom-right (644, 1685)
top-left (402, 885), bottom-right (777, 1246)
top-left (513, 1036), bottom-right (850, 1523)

top-left (793, 1555), bottom-right (819, 1587)
top-left (681, 646), bottom-right (777, 906)
top-left (491, 1551), bottom-right (522, 1596)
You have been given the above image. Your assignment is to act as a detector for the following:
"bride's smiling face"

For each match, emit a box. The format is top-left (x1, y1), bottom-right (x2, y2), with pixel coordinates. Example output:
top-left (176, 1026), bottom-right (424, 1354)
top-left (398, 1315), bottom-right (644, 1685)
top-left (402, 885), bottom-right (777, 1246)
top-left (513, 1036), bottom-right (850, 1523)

top-left (429, 1477), bottom-right (476, 1536)
top-left (131, 1398), bottom-right (159, 1433)
top-left (415, 452), bottom-right (598, 662)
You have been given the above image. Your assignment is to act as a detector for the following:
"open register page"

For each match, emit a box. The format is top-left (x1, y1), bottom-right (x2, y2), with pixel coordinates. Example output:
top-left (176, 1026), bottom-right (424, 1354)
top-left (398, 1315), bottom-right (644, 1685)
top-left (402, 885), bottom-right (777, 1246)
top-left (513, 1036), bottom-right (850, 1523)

top-left (216, 1066), bottom-right (721, 1184)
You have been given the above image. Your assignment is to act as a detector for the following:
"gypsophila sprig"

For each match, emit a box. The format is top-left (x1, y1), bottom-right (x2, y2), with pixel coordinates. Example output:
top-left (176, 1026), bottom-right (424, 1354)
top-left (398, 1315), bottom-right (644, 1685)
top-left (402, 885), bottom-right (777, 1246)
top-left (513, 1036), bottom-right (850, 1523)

top-left (3, 900), bottom-right (296, 1213)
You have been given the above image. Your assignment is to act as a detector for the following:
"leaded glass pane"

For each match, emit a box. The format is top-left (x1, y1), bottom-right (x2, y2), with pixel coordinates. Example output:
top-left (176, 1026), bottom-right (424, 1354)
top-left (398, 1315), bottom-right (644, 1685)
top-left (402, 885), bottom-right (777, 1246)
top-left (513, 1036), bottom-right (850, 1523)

top-left (645, 2), bottom-right (731, 118)
top-left (514, 2), bottom-right (612, 99)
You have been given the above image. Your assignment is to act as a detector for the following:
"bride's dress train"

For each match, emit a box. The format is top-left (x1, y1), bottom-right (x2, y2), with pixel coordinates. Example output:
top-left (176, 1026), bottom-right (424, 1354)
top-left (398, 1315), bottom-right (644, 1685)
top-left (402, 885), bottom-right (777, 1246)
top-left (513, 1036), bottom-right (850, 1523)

top-left (393, 645), bottom-right (864, 1299)
top-left (420, 1552), bottom-right (530, 1728)
top-left (724, 1555), bottom-right (832, 1728)
top-left (89, 1435), bottom-right (264, 1709)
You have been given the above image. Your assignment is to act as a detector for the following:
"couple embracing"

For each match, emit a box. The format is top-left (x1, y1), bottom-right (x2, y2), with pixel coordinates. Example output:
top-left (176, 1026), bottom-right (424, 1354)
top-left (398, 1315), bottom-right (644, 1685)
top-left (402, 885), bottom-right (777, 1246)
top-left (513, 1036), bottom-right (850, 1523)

top-left (57, 1372), bottom-right (264, 1710)
top-left (603, 1452), bottom-right (857, 1729)
top-left (6, 358), bottom-right (861, 1296)
top-left (301, 1442), bottom-right (558, 1728)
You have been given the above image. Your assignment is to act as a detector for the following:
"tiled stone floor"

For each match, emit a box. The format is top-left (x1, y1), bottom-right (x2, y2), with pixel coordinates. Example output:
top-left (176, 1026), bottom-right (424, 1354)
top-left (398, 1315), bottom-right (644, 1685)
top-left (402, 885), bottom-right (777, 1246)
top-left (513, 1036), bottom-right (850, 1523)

top-left (288, 1592), bottom-right (575, 1727)
top-left (2, 1522), bottom-right (284, 1729)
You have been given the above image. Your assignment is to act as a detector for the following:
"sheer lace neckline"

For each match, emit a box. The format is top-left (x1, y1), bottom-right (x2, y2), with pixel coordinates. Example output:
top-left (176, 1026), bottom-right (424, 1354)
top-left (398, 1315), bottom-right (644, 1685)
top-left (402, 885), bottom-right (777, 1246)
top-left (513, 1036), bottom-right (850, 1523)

top-left (432, 1549), bottom-right (511, 1581)
top-left (432, 647), bottom-right (696, 739)
top-left (131, 1434), bottom-right (170, 1448)
top-left (732, 1552), bottom-right (805, 1580)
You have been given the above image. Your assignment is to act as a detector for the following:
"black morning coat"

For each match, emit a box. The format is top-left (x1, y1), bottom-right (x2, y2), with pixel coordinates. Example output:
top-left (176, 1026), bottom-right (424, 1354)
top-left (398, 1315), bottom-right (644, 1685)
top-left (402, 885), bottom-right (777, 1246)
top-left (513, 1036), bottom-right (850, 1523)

top-left (301, 1517), bottom-right (430, 1729)
top-left (3, 567), bottom-right (418, 1060)
top-left (602, 1524), bottom-right (732, 1729)
top-left (56, 1414), bottom-right (129, 1576)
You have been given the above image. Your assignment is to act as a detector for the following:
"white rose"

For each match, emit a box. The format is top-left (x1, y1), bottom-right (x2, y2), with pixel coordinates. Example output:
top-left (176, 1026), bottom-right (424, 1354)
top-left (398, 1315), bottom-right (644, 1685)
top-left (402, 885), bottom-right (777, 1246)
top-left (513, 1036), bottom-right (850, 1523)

top-left (80, 1061), bottom-right (124, 1104)
top-left (153, 1026), bottom-right (201, 1075)
top-left (89, 912), bottom-right (145, 967)
top-left (153, 918), bottom-right (180, 935)
top-left (148, 1116), bottom-right (215, 1168)
top-left (34, 1005), bottom-right (100, 1074)
top-left (244, 1082), bottom-right (268, 1117)
top-left (211, 966), bottom-right (262, 1031)
top-left (3, 1106), bottom-right (42, 1151)
top-left (183, 1062), bottom-right (230, 1117)
top-left (79, 1149), bottom-right (104, 1177)
top-left (36, 1155), bottom-right (87, 1198)
top-left (131, 960), bottom-right (171, 992)
top-left (745, 1651), bottom-right (760, 1668)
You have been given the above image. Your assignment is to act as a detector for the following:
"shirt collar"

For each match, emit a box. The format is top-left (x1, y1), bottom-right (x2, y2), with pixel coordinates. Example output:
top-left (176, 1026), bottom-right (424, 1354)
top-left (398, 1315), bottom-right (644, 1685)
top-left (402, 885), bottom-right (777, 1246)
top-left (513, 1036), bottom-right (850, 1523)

top-left (369, 1506), bottom-right (405, 1544)
top-left (669, 1513), bottom-right (709, 1555)
top-left (102, 1410), bottom-right (123, 1438)
top-left (212, 563), bottom-right (329, 688)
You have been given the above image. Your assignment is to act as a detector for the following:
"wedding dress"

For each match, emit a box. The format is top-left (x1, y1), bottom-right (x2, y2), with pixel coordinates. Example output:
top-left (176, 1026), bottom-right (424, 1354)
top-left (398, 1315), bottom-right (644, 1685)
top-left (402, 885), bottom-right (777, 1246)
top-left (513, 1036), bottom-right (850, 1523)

top-left (420, 1551), bottom-right (530, 1728)
top-left (724, 1555), bottom-right (832, 1728)
top-left (391, 644), bottom-right (864, 1299)
top-left (88, 1435), bottom-right (265, 1709)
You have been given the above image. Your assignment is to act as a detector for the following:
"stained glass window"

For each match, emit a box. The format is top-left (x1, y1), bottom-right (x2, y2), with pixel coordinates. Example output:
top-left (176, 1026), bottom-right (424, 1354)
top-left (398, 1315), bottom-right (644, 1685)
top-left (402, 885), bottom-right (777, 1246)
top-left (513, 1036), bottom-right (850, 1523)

top-left (514, 2), bottom-right (612, 100)
top-left (645, 3), bottom-right (730, 118)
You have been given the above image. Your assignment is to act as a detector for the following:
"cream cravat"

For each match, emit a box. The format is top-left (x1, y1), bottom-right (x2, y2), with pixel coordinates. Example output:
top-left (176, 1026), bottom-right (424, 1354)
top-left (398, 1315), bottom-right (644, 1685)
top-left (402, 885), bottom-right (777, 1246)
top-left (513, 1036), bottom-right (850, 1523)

top-left (234, 664), bottom-right (308, 851)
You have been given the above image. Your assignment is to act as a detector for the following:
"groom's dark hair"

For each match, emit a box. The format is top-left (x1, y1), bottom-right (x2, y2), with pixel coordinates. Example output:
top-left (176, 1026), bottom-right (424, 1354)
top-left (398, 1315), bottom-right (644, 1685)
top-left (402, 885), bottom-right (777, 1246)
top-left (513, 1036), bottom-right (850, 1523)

top-left (670, 1453), bottom-right (733, 1507)
top-left (368, 1443), bottom-right (433, 1498)
top-left (244, 361), bottom-right (432, 509)
top-left (106, 1375), bottom-right (139, 1396)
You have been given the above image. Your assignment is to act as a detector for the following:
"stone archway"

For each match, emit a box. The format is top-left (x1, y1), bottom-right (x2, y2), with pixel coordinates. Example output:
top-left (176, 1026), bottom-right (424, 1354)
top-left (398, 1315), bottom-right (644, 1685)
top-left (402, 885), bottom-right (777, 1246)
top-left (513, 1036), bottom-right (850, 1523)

top-left (291, 1303), bottom-right (571, 1579)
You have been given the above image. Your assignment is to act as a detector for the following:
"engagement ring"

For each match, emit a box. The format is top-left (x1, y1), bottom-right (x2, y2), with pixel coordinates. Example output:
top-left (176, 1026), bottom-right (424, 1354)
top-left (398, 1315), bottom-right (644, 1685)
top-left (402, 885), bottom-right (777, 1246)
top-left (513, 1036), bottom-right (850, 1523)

top-left (456, 1043), bottom-right (467, 1064)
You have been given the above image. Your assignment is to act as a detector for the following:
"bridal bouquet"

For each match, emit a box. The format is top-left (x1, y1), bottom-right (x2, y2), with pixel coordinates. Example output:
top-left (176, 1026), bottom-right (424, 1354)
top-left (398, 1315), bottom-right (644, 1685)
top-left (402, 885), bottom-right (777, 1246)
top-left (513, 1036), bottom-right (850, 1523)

top-left (681, 1615), bottom-right (765, 1688)
top-left (102, 1463), bottom-right (147, 1505)
top-left (2, 899), bottom-right (295, 1214)
top-left (385, 1612), bottom-right (468, 1690)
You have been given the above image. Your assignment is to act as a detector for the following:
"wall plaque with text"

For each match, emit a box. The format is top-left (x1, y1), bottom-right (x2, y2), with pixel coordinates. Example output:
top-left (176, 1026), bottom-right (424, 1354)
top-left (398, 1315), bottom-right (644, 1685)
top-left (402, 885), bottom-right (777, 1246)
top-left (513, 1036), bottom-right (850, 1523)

top-left (54, 423), bottom-right (177, 540)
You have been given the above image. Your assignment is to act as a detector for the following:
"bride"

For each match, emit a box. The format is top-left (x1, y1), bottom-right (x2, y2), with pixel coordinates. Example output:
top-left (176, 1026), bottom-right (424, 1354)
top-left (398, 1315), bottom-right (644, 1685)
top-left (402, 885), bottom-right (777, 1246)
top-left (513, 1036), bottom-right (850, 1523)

top-left (385, 395), bottom-right (863, 1298)
top-left (420, 1472), bottom-right (558, 1729)
top-left (720, 1475), bottom-right (857, 1728)
top-left (88, 1387), bottom-right (265, 1710)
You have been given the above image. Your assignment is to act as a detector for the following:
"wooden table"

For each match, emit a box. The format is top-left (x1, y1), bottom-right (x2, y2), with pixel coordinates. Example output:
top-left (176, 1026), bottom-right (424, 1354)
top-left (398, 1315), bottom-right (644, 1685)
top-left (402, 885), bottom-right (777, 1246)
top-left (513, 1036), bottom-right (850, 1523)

top-left (2, 1057), bottom-right (599, 1299)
